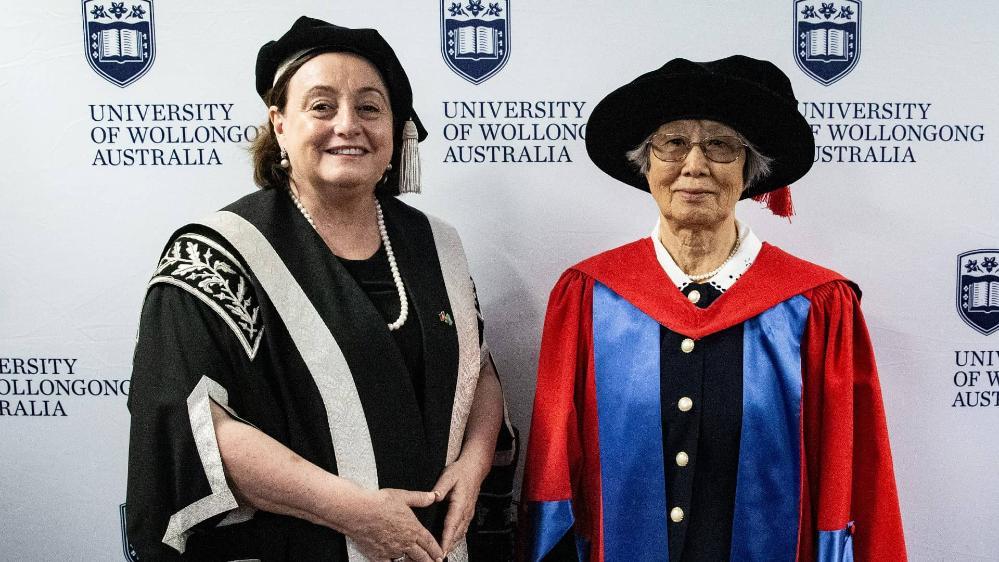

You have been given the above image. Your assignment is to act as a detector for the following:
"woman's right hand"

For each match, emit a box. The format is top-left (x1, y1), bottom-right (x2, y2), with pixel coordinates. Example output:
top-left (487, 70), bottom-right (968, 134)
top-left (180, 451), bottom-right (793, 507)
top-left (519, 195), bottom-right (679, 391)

top-left (210, 403), bottom-right (443, 560)
top-left (341, 488), bottom-right (444, 562)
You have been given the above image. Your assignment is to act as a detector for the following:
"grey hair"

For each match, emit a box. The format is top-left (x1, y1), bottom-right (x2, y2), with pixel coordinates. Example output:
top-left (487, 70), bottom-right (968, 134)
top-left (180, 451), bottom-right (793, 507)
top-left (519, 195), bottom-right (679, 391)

top-left (625, 131), bottom-right (775, 192)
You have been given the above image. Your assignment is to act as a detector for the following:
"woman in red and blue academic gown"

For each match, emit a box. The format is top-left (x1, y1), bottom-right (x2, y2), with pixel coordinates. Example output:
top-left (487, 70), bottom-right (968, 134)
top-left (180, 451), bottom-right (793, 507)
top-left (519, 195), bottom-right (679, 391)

top-left (126, 17), bottom-right (513, 562)
top-left (520, 56), bottom-right (907, 562)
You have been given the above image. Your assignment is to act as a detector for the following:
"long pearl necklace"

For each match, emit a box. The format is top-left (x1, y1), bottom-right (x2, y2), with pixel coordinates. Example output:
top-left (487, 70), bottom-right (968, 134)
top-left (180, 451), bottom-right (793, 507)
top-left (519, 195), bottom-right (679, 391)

top-left (288, 189), bottom-right (409, 331)
top-left (686, 232), bottom-right (743, 283)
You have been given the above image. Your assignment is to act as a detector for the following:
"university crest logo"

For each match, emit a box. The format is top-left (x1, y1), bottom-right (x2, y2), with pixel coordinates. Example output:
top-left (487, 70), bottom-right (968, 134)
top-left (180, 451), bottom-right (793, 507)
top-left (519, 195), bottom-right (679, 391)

top-left (83, 1), bottom-right (155, 87)
top-left (957, 250), bottom-right (999, 336)
top-left (793, 1), bottom-right (861, 86)
top-left (441, 1), bottom-right (510, 84)
top-left (120, 503), bottom-right (139, 561)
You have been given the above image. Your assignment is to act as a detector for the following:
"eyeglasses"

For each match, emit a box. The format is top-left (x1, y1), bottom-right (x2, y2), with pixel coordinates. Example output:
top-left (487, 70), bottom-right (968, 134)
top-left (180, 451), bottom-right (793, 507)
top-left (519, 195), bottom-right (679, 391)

top-left (649, 134), bottom-right (747, 164)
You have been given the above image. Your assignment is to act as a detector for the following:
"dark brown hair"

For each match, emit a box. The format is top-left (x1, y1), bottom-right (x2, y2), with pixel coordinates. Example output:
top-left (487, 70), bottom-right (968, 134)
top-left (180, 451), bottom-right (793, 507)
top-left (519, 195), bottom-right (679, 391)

top-left (249, 56), bottom-right (307, 190)
top-left (249, 53), bottom-right (401, 195)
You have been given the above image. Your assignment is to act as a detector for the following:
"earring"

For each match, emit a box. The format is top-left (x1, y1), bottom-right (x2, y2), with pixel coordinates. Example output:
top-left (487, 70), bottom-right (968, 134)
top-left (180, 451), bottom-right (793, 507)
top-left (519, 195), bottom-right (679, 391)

top-left (379, 163), bottom-right (393, 185)
top-left (279, 147), bottom-right (290, 169)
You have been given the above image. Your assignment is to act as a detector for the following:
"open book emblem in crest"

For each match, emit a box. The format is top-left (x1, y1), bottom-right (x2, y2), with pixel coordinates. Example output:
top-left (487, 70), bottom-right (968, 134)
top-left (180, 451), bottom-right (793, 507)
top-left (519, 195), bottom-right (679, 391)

top-left (957, 250), bottom-right (999, 335)
top-left (793, 1), bottom-right (861, 86)
top-left (82, 0), bottom-right (155, 87)
top-left (441, 1), bottom-right (510, 84)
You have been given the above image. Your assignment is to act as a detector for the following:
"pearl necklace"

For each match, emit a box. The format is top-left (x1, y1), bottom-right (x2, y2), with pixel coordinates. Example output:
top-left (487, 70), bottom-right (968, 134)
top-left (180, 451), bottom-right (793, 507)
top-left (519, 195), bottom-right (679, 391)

top-left (686, 232), bottom-right (743, 283)
top-left (288, 189), bottom-right (409, 331)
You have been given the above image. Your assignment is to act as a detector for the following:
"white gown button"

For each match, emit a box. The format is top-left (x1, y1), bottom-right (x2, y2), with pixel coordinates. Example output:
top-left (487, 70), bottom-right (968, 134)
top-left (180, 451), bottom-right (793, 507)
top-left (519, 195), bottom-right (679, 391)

top-left (687, 289), bottom-right (701, 304)
top-left (678, 397), bottom-right (693, 412)
top-left (681, 338), bottom-right (695, 353)
top-left (676, 451), bottom-right (689, 467)
top-left (670, 507), bottom-right (684, 522)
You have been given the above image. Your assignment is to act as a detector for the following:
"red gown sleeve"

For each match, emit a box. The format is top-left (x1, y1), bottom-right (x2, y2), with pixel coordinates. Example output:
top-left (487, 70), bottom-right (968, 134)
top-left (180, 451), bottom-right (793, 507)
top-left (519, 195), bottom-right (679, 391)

top-left (519, 269), bottom-right (601, 561)
top-left (799, 280), bottom-right (907, 561)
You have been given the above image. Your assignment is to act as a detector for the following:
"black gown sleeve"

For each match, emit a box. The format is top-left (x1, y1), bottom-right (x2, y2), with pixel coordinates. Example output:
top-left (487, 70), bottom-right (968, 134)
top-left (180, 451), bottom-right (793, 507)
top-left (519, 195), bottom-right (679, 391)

top-left (466, 276), bottom-right (523, 562)
top-left (126, 253), bottom-right (262, 559)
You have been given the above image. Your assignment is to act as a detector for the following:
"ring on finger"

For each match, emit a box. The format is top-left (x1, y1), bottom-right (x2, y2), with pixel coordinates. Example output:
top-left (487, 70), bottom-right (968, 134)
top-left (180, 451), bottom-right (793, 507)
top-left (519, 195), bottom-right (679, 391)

top-left (391, 556), bottom-right (407, 562)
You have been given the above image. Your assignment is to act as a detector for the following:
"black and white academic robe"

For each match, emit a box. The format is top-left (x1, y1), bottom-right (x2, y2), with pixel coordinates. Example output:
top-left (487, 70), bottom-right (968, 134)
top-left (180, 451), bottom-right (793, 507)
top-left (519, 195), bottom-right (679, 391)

top-left (126, 189), bottom-right (487, 561)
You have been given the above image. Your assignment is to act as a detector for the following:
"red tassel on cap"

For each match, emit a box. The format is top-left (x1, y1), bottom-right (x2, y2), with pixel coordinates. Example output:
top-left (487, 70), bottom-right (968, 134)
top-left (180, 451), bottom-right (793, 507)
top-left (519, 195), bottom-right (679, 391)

top-left (752, 185), bottom-right (794, 219)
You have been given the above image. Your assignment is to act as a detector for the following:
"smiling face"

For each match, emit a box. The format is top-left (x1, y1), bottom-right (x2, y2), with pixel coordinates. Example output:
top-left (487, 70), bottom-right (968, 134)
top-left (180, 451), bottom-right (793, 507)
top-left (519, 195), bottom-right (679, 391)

top-left (270, 52), bottom-right (394, 195)
top-left (645, 119), bottom-right (746, 230)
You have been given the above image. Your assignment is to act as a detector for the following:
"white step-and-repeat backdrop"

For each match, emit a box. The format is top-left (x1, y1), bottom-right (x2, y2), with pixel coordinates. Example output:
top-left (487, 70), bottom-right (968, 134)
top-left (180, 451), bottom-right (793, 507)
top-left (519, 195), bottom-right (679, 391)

top-left (1, 1), bottom-right (996, 560)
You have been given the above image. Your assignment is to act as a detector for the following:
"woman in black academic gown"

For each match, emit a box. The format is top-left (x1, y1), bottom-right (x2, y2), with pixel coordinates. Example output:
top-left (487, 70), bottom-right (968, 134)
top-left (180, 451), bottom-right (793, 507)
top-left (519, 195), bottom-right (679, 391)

top-left (126, 16), bottom-right (508, 562)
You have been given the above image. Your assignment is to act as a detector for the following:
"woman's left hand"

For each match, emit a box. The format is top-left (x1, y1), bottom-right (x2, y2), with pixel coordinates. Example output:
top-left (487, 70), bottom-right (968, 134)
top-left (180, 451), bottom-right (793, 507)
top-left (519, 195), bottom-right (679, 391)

top-left (432, 454), bottom-right (491, 555)
top-left (434, 358), bottom-right (504, 555)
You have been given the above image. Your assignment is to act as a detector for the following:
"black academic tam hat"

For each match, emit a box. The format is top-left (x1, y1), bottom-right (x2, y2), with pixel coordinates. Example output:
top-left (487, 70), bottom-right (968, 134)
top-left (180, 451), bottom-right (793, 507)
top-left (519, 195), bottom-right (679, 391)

top-left (255, 16), bottom-right (427, 142)
top-left (585, 55), bottom-right (814, 199)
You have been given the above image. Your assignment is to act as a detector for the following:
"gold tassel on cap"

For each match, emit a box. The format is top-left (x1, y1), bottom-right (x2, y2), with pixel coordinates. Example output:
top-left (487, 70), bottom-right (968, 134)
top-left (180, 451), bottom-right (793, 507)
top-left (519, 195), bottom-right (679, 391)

top-left (398, 118), bottom-right (421, 194)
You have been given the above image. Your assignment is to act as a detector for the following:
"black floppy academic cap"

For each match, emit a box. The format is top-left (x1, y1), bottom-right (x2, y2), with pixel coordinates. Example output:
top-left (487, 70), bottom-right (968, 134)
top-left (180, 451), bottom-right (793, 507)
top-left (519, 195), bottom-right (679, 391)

top-left (255, 16), bottom-right (427, 142)
top-left (585, 55), bottom-right (814, 199)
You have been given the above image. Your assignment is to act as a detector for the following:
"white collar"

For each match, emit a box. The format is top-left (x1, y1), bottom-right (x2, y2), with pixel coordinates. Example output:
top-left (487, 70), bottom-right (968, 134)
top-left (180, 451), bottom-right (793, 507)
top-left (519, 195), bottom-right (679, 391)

top-left (650, 218), bottom-right (762, 292)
